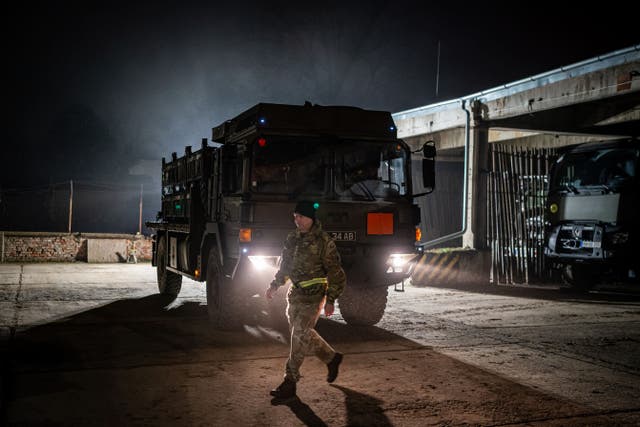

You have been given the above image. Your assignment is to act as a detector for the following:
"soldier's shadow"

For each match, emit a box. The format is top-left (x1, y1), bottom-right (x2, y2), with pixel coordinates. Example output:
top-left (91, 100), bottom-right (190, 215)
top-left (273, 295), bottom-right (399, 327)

top-left (270, 385), bottom-right (393, 427)
top-left (332, 384), bottom-right (393, 427)
top-left (270, 396), bottom-right (328, 427)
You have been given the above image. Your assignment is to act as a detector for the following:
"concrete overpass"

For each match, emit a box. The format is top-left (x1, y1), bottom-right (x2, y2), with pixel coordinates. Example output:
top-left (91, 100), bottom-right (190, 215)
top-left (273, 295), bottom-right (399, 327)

top-left (394, 44), bottom-right (640, 254)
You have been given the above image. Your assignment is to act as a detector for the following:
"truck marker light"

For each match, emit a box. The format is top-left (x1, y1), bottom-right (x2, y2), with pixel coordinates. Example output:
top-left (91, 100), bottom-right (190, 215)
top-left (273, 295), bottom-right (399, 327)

top-left (195, 269), bottom-right (200, 278)
top-left (415, 227), bottom-right (422, 242)
top-left (258, 137), bottom-right (267, 147)
top-left (239, 228), bottom-right (252, 242)
top-left (550, 203), bottom-right (558, 213)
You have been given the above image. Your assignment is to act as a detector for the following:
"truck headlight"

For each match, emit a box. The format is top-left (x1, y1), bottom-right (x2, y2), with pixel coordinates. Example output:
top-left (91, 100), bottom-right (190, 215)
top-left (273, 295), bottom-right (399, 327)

top-left (386, 254), bottom-right (417, 273)
top-left (248, 255), bottom-right (280, 271)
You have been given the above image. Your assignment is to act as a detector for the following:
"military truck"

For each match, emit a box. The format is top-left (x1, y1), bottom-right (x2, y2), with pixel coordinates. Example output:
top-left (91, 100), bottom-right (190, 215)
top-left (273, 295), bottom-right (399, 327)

top-left (146, 102), bottom-right (435, 328)
top-left (544, 138), bottom-right (639, 288)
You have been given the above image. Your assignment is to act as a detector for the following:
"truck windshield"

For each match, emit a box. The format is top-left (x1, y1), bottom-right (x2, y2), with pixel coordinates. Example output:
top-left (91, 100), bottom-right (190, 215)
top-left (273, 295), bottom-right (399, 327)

top-left (550, 147), bottom-right (638, 193)
top-left (250, 137), bottom-right (407, 199)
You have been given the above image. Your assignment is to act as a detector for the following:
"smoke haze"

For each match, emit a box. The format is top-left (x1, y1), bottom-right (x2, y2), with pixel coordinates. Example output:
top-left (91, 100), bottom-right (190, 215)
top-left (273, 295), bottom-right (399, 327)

top-left (3, 1), bottom-right (637, 231)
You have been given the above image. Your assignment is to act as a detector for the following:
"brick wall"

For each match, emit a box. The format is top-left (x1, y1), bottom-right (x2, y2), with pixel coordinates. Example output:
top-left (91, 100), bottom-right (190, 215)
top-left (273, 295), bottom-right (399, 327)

top-left (0, 232), bottom-right (152, 263)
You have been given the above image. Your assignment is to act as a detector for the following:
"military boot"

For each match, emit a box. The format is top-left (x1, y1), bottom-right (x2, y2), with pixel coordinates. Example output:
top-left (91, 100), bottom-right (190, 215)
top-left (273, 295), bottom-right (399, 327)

top-left (326, 352), bottom-right (343, 383)
top-left (270, 378), bottom-right (296, 399)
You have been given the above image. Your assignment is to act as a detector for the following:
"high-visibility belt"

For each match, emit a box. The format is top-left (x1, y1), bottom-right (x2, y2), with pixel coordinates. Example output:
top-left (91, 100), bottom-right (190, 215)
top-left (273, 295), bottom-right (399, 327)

top-left (296, 277), bottom-right (328, 288)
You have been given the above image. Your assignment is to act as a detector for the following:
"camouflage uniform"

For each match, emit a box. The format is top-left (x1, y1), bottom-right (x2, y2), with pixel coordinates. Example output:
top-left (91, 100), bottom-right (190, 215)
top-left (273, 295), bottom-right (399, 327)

top-left (271, 219), bottom-right (346, 382)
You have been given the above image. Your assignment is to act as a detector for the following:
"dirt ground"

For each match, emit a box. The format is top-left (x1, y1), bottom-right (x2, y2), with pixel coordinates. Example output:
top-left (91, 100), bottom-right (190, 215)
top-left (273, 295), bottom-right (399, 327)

top-left (1, 263), bottom-right (639, 426)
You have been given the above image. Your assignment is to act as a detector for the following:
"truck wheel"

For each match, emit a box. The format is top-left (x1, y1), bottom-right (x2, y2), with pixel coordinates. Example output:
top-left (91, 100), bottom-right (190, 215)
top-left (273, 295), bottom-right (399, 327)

top-left (156, 236), bottom-right (182, 296)
top-left (206, 250), bottom-right (241, 330)
top-left (338, 285), bottom-right (388, 326)
top-left (562, 264), bottom-right (599, 290)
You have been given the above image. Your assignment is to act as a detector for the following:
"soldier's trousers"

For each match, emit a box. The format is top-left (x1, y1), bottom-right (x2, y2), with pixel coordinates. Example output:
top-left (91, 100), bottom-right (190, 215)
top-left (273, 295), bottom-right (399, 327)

top-left (284, 290), bottom-right (335, 382)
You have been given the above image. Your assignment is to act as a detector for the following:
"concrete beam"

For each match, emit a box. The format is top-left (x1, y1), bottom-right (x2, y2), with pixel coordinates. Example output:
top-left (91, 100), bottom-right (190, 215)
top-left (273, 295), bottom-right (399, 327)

top-left (395, 102), bottom-right (466, 138)
top-left (489, 132), bottom-right (619, 148)
top-left (403, 128), bottom-right (465, 152)
top-left (481, 61), bottom-right (640, 122)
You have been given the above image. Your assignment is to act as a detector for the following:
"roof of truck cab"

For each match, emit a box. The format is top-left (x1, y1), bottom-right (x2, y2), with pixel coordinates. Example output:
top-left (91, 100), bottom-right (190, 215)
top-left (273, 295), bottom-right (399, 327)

top-left (211, 102), bottom-right (398, 143)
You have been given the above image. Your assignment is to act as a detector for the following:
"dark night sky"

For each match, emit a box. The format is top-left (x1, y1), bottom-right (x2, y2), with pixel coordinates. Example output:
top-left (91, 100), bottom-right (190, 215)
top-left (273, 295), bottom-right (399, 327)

top-left (4, 1), bottom-right (639, 189)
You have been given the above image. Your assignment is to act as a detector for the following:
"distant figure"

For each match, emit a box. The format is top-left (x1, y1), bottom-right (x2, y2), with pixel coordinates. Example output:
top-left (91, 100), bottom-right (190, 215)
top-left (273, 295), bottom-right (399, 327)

top-left (127, 242), bottom-right (138, 264)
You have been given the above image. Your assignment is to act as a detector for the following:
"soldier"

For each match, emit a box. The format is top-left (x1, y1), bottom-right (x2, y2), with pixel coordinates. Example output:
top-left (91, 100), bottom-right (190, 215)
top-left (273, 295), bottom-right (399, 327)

top-left (266, 200), bottom-right (347, 399)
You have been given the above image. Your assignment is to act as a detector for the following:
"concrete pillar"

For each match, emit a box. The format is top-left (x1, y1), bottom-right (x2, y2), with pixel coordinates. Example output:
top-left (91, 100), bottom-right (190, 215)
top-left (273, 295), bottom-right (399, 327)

top-left (462, 101), bottom-right (489, 249)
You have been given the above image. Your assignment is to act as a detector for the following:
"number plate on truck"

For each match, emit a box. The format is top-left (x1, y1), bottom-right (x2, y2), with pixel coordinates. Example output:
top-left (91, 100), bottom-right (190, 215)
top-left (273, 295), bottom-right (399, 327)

top-left (328, 231), bottom-right (357, 241)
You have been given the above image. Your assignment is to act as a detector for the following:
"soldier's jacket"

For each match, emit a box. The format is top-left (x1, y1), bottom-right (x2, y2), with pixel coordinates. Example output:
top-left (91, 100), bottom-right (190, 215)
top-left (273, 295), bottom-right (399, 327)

top-left (273, 220), bottom-right (346, 304)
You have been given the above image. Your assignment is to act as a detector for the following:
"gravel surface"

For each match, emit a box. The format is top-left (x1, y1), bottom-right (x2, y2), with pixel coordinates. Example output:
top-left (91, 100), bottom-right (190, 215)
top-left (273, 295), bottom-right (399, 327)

top-left (1, 263), bottom-right (639, 426)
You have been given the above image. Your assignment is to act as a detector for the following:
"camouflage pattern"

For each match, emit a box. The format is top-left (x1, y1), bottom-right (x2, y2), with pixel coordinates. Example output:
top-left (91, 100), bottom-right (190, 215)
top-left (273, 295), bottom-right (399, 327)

top-left (284, 294), bottom-right (334, 382)
top-left (272, 219), bottom-right (347, 383)
top-left (273, 219), bottom-right (346, 304)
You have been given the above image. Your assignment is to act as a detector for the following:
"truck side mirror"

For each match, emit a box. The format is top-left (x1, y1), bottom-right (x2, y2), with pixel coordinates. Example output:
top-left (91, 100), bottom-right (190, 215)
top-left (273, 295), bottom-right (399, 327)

top-left (421, 141), bottom-right (436, 190)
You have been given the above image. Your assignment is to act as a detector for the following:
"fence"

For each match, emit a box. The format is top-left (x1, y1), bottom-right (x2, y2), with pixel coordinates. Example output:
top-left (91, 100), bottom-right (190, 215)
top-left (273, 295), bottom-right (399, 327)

top-left (487, 145), bottom-right (559, 284)
top-left (0, 181), bottom-right (159, 234)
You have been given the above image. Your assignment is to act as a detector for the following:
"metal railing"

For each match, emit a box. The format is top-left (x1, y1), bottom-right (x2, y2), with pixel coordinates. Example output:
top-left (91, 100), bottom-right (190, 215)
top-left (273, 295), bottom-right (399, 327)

top-left (487, 145), bottom-right (558, 284)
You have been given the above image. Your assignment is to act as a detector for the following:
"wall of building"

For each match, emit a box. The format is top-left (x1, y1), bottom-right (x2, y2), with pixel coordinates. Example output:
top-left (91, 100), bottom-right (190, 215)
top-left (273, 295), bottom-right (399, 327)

top-left (0, 232), bottom-right (152, 263)
top-left (411, 248), bottom-right (491, 287)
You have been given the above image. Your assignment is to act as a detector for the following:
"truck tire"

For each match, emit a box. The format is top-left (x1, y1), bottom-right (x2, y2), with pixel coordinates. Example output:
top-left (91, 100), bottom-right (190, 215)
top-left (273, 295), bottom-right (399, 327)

top-left (562, 264), bottom-right (599, 290)
top-left (338, 284), bottom-right (388, 326)
top-left (206, 250), bottom-right (241, 330)
top-left (156, 236), bottom-right (182, 296)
